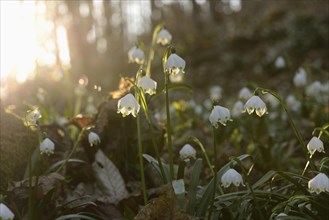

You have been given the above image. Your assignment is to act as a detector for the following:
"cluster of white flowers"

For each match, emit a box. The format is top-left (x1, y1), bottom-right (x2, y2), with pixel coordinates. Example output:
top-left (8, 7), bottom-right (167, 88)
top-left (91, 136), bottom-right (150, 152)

top-left (0, 203), bottom-right (14, 220)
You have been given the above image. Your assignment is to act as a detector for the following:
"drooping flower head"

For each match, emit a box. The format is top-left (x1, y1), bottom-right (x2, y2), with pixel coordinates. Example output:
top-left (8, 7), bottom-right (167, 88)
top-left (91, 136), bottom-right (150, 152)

top-left (165, 53), bottom-right (186, 75)
top-left (286, 95), bottom-right (301, 112)
top-left (117, 93), bottom-right (140, 117)
top-left (307, 137), bottom-right (325, 157)
top-left (88, 132), bottom-right (101, 147)
top-left (137, 76), bottom-right (157, 95)
top-left (238, 87), bottom-right (252, 101)
top-left (128, 46), bottom-right (145, 64)
top-left (221, 168), bottom-right (245, 188)
top-left (209, 105), bottom-right (232, 128)
top-left (40, 138), bottom-right (55, 156)
top-left (156, 28), bottom-right (172, 46)
top-left (243, 95), bottom-right (267, 117)
top-left (275, 56), bottom-right (285, 69)
top-left (26, 107), bottom-right (42, 126)
top-left (0, 203), bottom-right (15, 220)
top-left (293, 68), bottom-right (307, 87)
top-left (308, 173), bottom-right (329, 194)
top-left (231, 101), bottom-right (244, 118)
top-left (179, 144), bottom-right (196, 162)
top-left (210, 86), bottom-right (222, 101)
top-left (169, 70), bottom-right (184, 82)
top-left (276, 213), bottom-right (288, 219)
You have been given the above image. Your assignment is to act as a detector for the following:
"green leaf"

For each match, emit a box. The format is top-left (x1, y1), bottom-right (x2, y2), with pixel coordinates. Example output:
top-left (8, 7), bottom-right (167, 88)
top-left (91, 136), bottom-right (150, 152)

top-left (177, 160), bottom-right (186, 180)
top-left (46, 159), bottom-right (86, 174)
top-left (187, 158), bottom-right (203, 215)
top-left (143, 154), bottom-right (170, 181)
top-left (55, 213), bottom-right (96, 220)
top-left (252, 170), bottom-right (276, 189)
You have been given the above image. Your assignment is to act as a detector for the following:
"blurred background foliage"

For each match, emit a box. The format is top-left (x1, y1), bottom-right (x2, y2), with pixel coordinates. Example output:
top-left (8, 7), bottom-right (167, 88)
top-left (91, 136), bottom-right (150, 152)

top-left (1, 0), bottom-right (328, 107)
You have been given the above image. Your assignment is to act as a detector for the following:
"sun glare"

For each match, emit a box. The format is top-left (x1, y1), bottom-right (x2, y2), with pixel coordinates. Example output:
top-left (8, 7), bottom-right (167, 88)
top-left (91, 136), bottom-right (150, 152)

top-left (0, 0), bottom-right (71, 97)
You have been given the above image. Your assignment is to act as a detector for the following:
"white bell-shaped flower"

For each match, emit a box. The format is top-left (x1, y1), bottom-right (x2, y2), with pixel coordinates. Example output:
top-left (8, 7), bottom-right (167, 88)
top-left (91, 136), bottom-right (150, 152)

top-left (238, 87), bottom-right (252, 100)
top-left (232, 101), bottom-right (244, 118)
top-left (165, 53), bottom-right (186, 75)
top-left (275, 56), bottom-right (285, 69)
top-left (156, 28), bottom-right (172, 46)
top-left (179, 144), bottom-right (196, 162)
top-left (137, 76), bottom-right (157, 95)
top-left (307, 137), bottom-right (325, 156)
top-left (286, 95), bottom-right (301, 112)
top-left (26, 107), bottom-right (42, 126)
top-left (0, 203), bottom-right (15, 220)
top-left (221, 168), bottom-right (245, 188)
top-left (293, 68), bottom-right (307, 87)
top-left (40, 138), bottom-right (55, 156)
top-left (308, 173), bottom-right (329, 194)
top-left (128, 46), bottom-right (145, 64)
top-left (209, 105), bottom-right (232, 128)
top-left (117, 93), bottom-right (140, 117)
top-left (305, 81), bottom-right (323, 98)
top-left (243, 95), bottom-right (267, 117)
top-left (88, 132), bottom-right (101, 147)
top-left (210, 86), bottom-right (222, 101)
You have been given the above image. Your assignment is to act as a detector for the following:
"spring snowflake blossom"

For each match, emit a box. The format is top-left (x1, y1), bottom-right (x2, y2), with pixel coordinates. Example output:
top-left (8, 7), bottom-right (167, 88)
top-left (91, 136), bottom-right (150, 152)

top-left (308, 173), bottom-right (329, 194)
top-left (276, 213), bottom-right (288, 219)
top-left (275, 56), bottom-right (285, 69)
top-left (40, 138), bottom-right (55, 156)
top-left (210, 85), bottom-right (222, 101)
top-left (286, 95), bottom-right (301, 112)
top-left (293, 68), bottom-right (307, 87)
top-left (221, 168), bottom-right (245, 188)
top-left (156, 28), bottom-right (172, 46)
top-left (88, 132), bottom-right (101, 147)
top-left (209, 105), bottom-right (232, 128)
top-left (238, 87), bottom-right (252, 100)
top-left (243, 95), bottom-right (267, 117)
top-left (165, 53), bottom-right (186, 75)
top-left (117, 93), bottom-right (140, 117)
top-left (307, 137), bottom-right (325, 156)
top-left (0, 203), bottom-right (15, 220)
top-left (232, 101), bottom-right (244, 118)
top-left (179, 144), bottom-right (196, 162)
top-left (137, 76), bottom-right (157, 95)
top-left (26, 107), bottom-right (42, 126)
top-left (128, 46), bottom-right (145, 64)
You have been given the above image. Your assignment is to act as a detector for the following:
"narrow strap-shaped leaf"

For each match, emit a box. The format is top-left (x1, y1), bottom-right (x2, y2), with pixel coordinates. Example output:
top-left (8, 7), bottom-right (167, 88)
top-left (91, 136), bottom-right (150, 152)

top-left (187, 158), bottom-right (203, 215)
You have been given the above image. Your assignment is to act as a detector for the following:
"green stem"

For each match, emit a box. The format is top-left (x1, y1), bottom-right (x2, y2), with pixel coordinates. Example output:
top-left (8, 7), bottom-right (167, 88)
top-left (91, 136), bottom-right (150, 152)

top-left (146, 41), bottom-right (155, 77)
top-left (208, 128), bottom-right (218, 220)
top-left (255, 88), bottom-right (316, 174)
top-left (56, 129), bottom-right (85, 173)
top-left (137, 112), bottom-right (148, 205)
top-left (165, 73), bottom-right (174, 180)
top-left (147, 120), bottom-right (167, 183)
top-left (28, 155), bottom-right (33, 220)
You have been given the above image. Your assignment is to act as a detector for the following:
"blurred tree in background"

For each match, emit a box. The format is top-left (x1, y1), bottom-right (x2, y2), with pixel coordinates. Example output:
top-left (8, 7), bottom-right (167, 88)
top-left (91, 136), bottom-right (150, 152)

top-left (1, 0), bottom-right (328, 108)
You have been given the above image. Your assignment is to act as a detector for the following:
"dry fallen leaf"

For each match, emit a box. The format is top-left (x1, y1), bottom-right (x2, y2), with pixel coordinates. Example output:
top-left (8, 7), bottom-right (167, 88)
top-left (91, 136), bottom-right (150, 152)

top-left (92, 149), bottom-right (129, 204)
